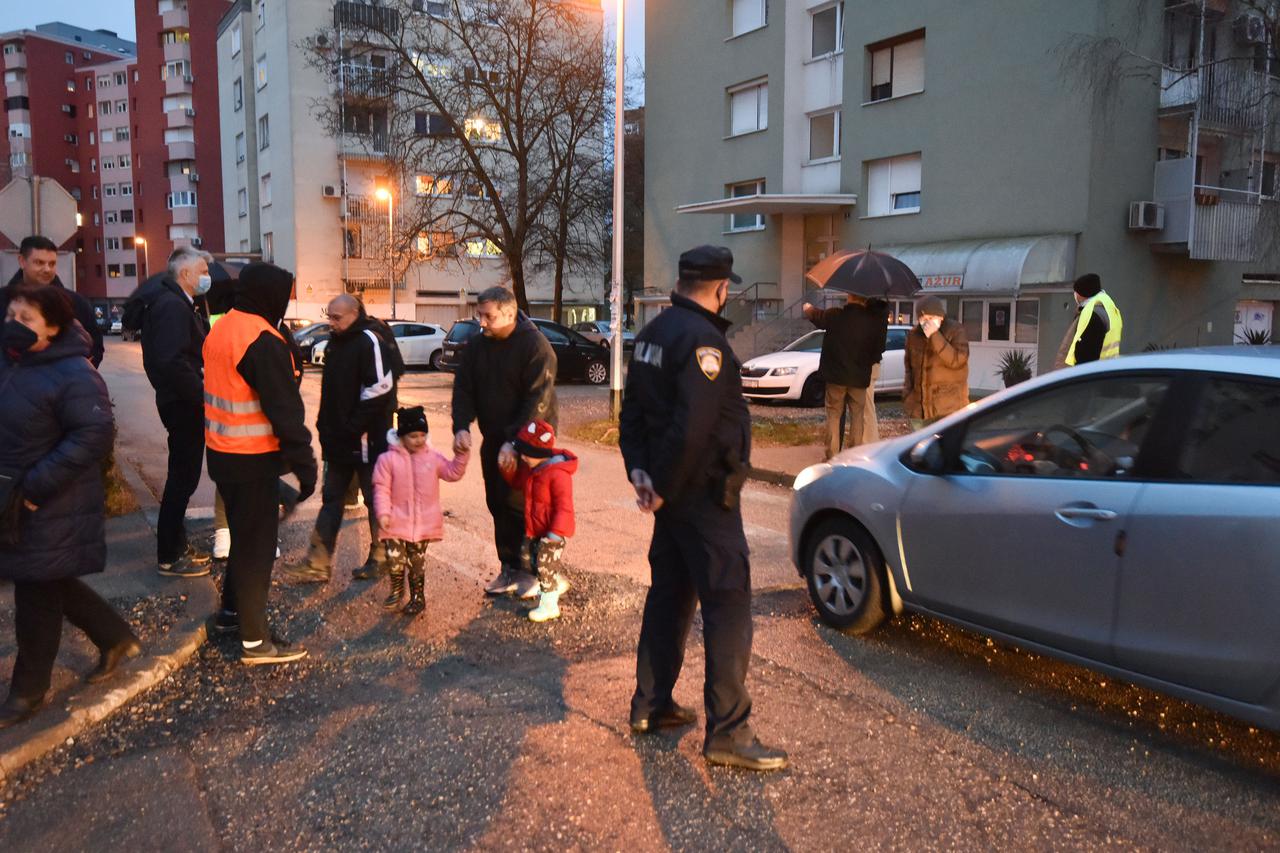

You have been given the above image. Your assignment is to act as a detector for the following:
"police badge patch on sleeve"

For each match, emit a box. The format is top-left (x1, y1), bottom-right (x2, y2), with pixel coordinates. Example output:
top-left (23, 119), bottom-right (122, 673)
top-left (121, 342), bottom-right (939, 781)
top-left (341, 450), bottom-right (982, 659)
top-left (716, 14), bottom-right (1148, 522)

top-left (696, 346), bottom-right (723, 380)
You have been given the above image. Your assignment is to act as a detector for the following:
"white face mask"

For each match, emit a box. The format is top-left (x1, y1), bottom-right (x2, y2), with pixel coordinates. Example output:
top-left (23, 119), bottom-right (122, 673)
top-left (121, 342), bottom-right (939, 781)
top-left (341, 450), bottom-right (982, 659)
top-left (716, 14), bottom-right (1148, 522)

top-left (195, 274), bottom-right (212, 296)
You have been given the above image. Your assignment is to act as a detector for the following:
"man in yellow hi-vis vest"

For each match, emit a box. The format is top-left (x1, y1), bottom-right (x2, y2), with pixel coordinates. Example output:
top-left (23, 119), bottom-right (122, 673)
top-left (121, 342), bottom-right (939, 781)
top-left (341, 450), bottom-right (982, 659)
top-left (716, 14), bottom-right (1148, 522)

top-left (1054, 273), bottom-right (1123, 370)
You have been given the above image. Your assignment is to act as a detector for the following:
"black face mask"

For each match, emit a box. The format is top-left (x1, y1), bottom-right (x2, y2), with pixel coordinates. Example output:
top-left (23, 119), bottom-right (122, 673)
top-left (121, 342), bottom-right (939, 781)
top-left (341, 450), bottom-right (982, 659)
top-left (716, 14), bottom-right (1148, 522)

top-left (1, 320), bottom-right (39, 355)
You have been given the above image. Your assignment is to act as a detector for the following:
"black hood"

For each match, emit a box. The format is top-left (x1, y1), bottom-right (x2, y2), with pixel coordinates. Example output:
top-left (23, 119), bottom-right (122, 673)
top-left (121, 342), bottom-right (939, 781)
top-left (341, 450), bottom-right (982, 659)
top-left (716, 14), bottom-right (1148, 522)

top-left (234, 262), bottom-right (294, 327)
top-left (9, 321), bottom-right (91, 366)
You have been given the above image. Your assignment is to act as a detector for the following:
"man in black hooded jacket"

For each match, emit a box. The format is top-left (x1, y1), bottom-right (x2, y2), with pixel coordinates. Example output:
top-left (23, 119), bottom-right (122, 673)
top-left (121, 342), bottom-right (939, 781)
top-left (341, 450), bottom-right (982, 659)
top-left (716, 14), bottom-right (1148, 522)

top-left (203, 262), bottom-right (317, 665)
top-left (0, 235), bottom-right (103, 367)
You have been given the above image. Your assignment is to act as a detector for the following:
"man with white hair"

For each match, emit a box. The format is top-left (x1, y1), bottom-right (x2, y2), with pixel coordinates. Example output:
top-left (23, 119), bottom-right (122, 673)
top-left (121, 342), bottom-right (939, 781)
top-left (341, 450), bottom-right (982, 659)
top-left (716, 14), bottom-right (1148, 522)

top-left (123, 245), bottom-right (215, 577)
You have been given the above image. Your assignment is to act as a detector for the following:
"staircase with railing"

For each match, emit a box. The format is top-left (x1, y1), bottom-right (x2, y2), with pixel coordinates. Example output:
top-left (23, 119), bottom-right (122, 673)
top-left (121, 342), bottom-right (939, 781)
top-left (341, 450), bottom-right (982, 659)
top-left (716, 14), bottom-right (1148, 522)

top-left (728, 287), bottom-right (846, 362)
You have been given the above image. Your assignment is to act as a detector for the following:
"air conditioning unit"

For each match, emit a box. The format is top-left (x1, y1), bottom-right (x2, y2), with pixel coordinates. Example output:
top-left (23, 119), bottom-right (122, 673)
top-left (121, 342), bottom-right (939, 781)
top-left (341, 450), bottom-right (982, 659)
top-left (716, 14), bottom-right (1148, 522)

top-left (1128, 201), bottom-right (1165, 231)
top-left (191, 237), bottom-right (204, 248)
top-left (61, 104), bottom-right (74, 113)
top-left (189, 172), bottom-right (200, 182)
top-left (63, 133), bottom-right (76, 143)
top-left (184, 107), bottom-right (196, 117)
top-left (316, 34), bottom-right (329, 47)
top-left (1234, 13), bottom-right (1267, 45)
top-left (322, 184), bottom-right (340, 198)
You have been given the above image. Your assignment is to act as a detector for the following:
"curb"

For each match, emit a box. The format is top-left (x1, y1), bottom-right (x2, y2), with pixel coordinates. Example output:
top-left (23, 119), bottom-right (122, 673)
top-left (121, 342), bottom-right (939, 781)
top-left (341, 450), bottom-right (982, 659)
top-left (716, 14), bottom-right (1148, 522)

top-left (747, 467), bottom-right (797, 488)
top-left (0, 457), bottom-right (216, 782)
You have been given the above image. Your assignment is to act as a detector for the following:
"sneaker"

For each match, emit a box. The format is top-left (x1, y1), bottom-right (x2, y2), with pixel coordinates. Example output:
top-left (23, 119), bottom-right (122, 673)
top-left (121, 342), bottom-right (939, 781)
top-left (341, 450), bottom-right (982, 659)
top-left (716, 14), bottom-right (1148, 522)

top-left (703, 736), bottom-right (789, 772)
top-left (240, 639), bottom-right (308, 666)
top-left (86, 637), bottom-right (142, 684)
top-left (528, 588), bottom-right (563, 623)
top-left (513, 571), bottom-right (540, 600)
top-left (630, 701), bottom-right (697, 734)
top-left (484, 567), bottom-right (517, 596)
top-left (158, 555), bottom-right (212, 578)
top-left (351, 556), bottom-right (384, 581)
top-left (212, 528), bottom-right (231, 561)
top-left (282, 561), bottom-right (331, 584)
top-left (183, 545), bottom-right (213, 566)
top-left (211, 610), bottom-right (240, 635)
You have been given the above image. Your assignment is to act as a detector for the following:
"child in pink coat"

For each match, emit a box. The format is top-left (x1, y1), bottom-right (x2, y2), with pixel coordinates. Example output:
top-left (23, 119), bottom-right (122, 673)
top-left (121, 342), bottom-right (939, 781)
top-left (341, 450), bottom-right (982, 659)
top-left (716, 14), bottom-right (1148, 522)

top-left (371, 406), bottom-right (468, 616)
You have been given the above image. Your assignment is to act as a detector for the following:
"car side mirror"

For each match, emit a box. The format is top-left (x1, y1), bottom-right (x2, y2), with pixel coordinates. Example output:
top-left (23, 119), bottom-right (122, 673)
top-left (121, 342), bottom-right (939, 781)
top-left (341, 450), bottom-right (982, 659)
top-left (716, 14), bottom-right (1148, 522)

top-left (907, 435), bottom-right (947, 475)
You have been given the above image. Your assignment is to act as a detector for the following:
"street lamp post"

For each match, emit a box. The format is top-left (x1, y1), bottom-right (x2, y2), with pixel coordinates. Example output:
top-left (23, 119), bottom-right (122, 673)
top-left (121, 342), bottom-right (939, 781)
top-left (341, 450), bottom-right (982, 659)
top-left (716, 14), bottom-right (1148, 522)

top-left (136, 236), bottom-right (148, 280)
top-left (375, 187), bottom-right (396, 319)
top-left (608, 0), bottom-right (625, 420)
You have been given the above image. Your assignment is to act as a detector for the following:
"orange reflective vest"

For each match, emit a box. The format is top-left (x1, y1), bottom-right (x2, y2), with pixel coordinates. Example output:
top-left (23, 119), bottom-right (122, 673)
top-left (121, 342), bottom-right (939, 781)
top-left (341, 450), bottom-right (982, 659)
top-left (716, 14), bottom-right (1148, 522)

top-left (203, 309), bottom-right (289, 454)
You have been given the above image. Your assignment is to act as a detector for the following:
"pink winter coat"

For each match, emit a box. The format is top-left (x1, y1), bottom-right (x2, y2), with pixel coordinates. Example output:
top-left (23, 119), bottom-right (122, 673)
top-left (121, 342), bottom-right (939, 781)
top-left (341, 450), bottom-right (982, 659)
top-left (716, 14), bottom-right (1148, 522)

top-left (372, 436), bottom-right (469, 543)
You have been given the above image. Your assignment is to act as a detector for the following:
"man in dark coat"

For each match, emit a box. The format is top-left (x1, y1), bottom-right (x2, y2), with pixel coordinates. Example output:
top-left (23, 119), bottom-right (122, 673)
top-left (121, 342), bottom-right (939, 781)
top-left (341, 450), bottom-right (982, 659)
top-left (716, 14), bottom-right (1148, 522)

top-left (0, 235), bottom-right (104, 367)
top-left (802, 294), bottom-right (888, 459)
top-left (0, 283), bottom-right (137, 725)
top-left (285, 294), bottom-right (398, 584)
top-left (620, 245), bottom-right (787, 772)
top-left (124, 247), bottom-right (214, 577)
top-left (451, 285), bottom-right (557, 598)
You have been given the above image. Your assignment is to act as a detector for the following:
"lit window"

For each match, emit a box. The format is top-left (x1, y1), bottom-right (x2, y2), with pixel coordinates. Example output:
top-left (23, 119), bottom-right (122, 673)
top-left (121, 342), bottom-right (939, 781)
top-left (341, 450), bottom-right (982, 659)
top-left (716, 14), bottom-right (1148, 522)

top-left (463, 117), bottom-right (500, 142)
top-left (464, 238), bottom-right (502, 259)
top-left (415, 174), bottom-right (452, 196)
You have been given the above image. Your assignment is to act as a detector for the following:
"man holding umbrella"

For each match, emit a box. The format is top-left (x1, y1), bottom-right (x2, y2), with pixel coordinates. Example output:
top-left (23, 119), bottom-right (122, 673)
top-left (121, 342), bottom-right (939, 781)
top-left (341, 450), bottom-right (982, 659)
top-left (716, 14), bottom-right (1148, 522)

top-left (801, 250), bottom-right (919, 458)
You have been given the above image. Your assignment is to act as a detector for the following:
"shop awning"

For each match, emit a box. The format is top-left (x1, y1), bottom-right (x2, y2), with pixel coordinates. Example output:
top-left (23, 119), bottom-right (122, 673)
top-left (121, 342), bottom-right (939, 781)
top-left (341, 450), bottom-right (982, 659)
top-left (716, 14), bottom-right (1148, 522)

top-left (676, 193), bottom-right (858, 216)
top-left (876, 234), bottom-right (1077, 295)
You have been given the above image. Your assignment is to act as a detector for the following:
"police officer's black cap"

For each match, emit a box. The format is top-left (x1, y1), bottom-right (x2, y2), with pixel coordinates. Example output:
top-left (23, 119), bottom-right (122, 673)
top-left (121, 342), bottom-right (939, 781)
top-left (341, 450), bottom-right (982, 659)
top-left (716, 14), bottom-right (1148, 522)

top-left (678, 245), bottom-right (742, 284)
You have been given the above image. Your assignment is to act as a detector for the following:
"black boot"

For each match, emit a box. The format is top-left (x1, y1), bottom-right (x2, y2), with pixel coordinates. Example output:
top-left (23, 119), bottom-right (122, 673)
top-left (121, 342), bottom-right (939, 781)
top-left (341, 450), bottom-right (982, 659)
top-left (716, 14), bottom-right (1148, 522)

top-left (403, 567), bottom-right (425, 617)
top-left (382, 564), bottom-right (405, 611)
top-left (352, 552), bottom-right (384, 581)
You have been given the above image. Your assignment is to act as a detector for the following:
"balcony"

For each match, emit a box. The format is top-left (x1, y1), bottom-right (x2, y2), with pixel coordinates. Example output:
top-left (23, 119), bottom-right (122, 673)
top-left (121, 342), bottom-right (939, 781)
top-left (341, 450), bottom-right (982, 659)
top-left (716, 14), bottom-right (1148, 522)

top-left (1151, 158), bottom-right (1265, 262)
top-left (161, 8), bottom-right (190, 32)
top-left (165, 107), bottom-right (193, 129)
top-left (334, 1), bottom-right (400, 31)
top-left (1159, 62), bottom-right (1274, 131)
top-left (166, 140), bottom-right (196, 161)
top-left (170, 205), bottom-right (198, 226)
top-left (4, 51), bottom-right (26, 71)
top-left (164, 74), bottom-right (193, 97)
top-left (340, 131), bottom-right (390, 161)
top-left (338, 64), bottom-right (392, 100)
top-left (163, 40), bottom-right (191, 64)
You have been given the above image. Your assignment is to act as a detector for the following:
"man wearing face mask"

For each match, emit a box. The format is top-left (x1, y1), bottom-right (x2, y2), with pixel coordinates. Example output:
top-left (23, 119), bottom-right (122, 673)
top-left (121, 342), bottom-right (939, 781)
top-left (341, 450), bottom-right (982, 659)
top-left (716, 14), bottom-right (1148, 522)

top-left (124, 246), bottom-right (214, 577)
top-left (619, 245), bottom-right (787, 772)
top-left (0, 235), bottom-right (104, 368)
top-left (903, 295), bottom-right (970, 430)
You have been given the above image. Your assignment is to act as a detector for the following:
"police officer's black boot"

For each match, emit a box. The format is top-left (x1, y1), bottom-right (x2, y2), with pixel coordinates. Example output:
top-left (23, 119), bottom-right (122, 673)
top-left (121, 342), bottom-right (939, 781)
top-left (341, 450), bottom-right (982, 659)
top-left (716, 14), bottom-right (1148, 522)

top-left (402, 566), bottom-right (425, 617)
top-left (382, 564), bottom-right (405, 611)
top-left (352, 542), bottom-right (386, 581)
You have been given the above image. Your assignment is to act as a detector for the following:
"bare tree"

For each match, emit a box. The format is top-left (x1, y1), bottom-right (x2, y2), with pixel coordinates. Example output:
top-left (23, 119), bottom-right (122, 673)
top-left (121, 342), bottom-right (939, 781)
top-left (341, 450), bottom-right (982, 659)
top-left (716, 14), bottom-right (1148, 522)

top-left (308, 0), bottom-right (607, 313)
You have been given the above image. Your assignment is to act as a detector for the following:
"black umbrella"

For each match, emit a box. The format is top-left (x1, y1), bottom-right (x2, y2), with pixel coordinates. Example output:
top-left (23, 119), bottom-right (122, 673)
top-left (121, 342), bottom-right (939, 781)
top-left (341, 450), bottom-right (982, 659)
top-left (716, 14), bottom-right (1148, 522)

top-left (804, 249), bottom-right (920, 299)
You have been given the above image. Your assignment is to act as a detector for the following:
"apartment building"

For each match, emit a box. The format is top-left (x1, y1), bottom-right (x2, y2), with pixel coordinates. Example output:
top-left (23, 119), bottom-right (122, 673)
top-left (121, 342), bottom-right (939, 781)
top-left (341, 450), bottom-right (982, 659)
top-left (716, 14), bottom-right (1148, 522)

top-left (645, 0), bottom-right (1280, 391)
top-left (83, 60), bottom-right (144, 302)
top-left (216, 0), bottom-right (606, 324)
top-left (0, 23), bottom-right (137, 316)
top-left (132, 0), bottom-right (232, 263)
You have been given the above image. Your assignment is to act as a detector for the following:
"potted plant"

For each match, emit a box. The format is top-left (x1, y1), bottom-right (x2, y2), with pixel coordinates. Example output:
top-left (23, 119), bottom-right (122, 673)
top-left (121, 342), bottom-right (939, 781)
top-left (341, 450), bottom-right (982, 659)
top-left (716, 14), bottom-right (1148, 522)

top-left (1237, 328), bottom-right (1272, 346)
top-left (996, 350), bottom-right (1034, 387)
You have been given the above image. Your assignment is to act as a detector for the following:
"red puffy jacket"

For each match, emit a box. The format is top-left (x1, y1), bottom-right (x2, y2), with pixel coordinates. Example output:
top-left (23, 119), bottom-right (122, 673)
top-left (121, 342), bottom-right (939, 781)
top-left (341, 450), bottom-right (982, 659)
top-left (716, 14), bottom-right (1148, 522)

top-left (503, 450), bottom-right (577, 539)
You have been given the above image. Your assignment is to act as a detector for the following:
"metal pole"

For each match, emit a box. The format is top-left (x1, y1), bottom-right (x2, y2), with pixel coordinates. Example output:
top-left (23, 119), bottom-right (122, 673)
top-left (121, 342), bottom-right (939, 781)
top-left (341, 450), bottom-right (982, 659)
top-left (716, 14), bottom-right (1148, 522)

top-left (608, 0), bottom-right (625, 421)
top-left (388, 192), bottom-right (396, 319)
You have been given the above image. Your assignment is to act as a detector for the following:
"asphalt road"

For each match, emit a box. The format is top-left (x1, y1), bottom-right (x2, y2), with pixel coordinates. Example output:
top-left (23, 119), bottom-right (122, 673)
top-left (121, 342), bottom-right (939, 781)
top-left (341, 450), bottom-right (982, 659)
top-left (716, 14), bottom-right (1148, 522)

top-left (2, 338), bottom-right (1279, 851)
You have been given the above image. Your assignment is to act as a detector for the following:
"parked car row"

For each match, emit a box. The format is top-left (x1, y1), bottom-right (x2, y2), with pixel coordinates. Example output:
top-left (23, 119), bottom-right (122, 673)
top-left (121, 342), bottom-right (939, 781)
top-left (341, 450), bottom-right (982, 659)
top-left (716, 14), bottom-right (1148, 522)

top-left (739, 326), bottom-right (912, 406)
top-left (439, 318), bottom-right (610, 384)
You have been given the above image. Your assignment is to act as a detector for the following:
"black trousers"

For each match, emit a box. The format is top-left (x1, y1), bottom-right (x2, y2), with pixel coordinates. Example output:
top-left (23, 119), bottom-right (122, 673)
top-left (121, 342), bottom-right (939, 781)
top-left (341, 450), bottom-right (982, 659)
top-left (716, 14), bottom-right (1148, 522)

top-left (10, 578), bottom-right (134, 700)
top-left (632, 498), bottom-right (753, 749)
top-left (156, 401), bottom-right (205, 564)
top-left (218, 477), bottom-right (279, 643)
top-left (314, 459), bottom-right (383, 565)
top-left (479, 436), bottom-right (525, 570)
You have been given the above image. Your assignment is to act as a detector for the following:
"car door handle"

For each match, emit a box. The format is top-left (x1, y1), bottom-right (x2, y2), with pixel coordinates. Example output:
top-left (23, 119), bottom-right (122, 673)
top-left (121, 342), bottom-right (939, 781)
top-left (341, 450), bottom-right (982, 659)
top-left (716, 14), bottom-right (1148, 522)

top-left (1055, 506), bottom-right (1118, 522)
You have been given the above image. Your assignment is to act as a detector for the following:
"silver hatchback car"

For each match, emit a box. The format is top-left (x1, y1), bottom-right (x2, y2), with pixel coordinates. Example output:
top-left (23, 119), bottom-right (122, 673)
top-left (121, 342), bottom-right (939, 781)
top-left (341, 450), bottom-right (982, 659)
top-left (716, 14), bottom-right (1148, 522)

top-left (790, 349), bottom-right (1280, 730)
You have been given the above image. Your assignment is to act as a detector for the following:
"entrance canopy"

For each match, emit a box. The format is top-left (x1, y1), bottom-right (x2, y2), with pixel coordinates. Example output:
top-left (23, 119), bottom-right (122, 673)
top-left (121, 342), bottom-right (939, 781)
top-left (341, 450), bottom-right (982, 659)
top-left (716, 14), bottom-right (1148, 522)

top-left (676, 193), bottom-right (858, 216)
top-left (877, 234), bottom-right (1077, 295)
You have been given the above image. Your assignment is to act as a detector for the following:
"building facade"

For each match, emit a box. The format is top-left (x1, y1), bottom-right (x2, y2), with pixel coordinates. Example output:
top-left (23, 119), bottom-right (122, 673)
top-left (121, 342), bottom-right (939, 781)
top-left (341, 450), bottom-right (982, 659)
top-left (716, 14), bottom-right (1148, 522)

top-left (644, 0), bottom-right (1280, 391)
top-left (216, 0), bottom-right (606, 324)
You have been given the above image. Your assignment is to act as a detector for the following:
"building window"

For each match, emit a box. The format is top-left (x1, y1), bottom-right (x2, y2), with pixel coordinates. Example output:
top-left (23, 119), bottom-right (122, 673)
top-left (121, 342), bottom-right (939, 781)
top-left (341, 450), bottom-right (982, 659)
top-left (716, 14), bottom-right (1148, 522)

top-left (238, 188), bottom-right (248, 217)
top-left (808, 109), bottom-right (841, 161)
top-left (66, 79), bottom-right (75, 92)
top-left (115, 100), bottom-right (127, 113)
top-left (121, 209), bottom-right (134, 223)
top-left (464, 238), bottom-right (502, 259)
top-left (233, 78), bottom-right (243, 111)
top-left (260, 173), bottom-right (272, 206)
top-left (105, 184), bottom-right (118, 197)
top-left (258, 114), bottom-right (270, 149)
top-left (255, 55), bottom-right (267, 90)
top-left (231, 24), bottom-right (242, 57)
top-left (868, 32), bottom-right (925, 103)
top-left (106, 211), bottom-right (118, 224)
top-left (107, 264), bottom-right (121, 278)
top-left (120, 182), bottom-right (132, 196)
top-left (95, 238), bottom-right (102, 252)
top-left (99, 100), bottom-right (112, 114)
top-left (811, 2), bottom-right (844, 58)
top-left (124, 263), bottom-right (137, 277)
top-left (105, 237), bottom-right (120, 250)
top-left (88, 130), bottom-right (95, 145)
top-left (235, 132), bottom-right (246, 163)
top-left (117, 127), bottom-right (130, 141)
top-left (727, 79), bottom-right (767, 136)
top-left (104, 157), bottom-right (115, 171)
top-left (256, 0), bottom-right (266, 30)
top-left (414, 112), bottom-right (450, 136)
top-left (86, 75), bottom-right (93, 89)
top-left (415, 174), bottom-right (452, 196)
top-left (865, 153), bottom-right (921, 216)
top-left (90, 158), bottom-right (97, 172)
top-left (412, 0), bottom-right (450, 16)
top-left (88, 104), bottom-right (94, 118)
top-left (344, 225), bottom-right (362, 258)
top-left (463, 117), bottom-right (500, 142)
top-left (102, 129), bottom-right (115, 144)
top-left (167, 190), bottom-right (198, 208)
top-left (123, 237), bottom-right (135, 249)
top-left (115, 72), bottom-right (127, 85)
top-left (119, 154), bottom-right (130, 168)
top-left (726, 179), bottom-right (766, 232)
top-left (92, 185), bottom-right (99, 199)
top-left (163, 60), bottom-right (190, 81)
top-left (65, 51), bottom-right (74, 64)
top-left (730, 0), bottom-right (766, 37)
top-left (262, 232), bottom-right (273, 262)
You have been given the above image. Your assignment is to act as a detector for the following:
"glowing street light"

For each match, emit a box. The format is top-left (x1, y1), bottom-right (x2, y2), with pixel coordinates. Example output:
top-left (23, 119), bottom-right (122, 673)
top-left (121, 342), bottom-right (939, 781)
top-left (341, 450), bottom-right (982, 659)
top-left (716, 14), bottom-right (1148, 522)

top-left (375, 186), bottom-right (397, 319)
top-left (135, 236), bottom-right (149, 280)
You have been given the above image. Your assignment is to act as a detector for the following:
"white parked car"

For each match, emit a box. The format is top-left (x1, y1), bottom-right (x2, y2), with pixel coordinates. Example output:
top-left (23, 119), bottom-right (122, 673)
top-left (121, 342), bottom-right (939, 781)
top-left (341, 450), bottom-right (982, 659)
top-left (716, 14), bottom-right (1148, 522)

top-left (312, 321), bottom-right (448, 369)
top-left (740, 325), bottom-right (910, 406)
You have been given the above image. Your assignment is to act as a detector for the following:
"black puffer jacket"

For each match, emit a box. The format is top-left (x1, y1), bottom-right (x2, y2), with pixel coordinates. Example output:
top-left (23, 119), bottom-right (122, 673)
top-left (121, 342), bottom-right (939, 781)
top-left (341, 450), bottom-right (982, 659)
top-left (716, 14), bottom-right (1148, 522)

top-left (0, 324), bottom-right (114, 581)
top-left (123, 274), bottom-right (208, 408)
top-left (317, 316), bottom-right (398, 463)
top-left (0, 272), bottom-right (104, 368)
top-left (451, 313), bottom-right (558, 440)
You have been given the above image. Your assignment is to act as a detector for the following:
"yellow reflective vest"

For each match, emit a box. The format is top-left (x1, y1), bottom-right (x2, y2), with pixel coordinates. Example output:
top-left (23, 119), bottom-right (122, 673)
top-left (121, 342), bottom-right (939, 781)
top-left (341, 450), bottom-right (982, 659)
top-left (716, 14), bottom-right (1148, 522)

top-left (1066, 291), bottom-right (1122, 366)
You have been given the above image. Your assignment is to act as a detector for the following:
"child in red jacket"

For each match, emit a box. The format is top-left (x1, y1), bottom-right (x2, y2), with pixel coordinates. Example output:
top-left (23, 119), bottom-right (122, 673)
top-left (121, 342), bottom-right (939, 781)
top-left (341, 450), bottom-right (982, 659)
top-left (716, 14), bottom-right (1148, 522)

top-left (502, 419), bottom-right (577, 622)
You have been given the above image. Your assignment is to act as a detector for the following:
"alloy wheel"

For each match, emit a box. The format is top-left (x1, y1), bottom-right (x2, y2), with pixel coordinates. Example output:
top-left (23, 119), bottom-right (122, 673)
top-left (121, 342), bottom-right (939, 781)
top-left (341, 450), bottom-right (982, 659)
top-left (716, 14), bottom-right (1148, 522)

top-left (811, 534), bottom-right (866, 616)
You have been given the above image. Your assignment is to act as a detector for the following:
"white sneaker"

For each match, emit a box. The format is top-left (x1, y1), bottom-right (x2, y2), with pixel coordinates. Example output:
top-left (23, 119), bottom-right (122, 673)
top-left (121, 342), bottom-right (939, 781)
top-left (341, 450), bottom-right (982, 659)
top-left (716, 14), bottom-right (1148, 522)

top-left (212, 528), bottom-right (231, 561)
top-left (528, 577), bottom-right (568, 623)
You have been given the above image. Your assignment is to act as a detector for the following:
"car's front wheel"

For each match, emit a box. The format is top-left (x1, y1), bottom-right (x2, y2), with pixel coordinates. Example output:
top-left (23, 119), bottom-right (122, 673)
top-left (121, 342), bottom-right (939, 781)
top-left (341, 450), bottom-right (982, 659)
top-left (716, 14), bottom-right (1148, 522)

top-left (584, 359), bottom-right (609, 385)
top-left (800, 374), bottom-right (824, 407)
top-left (429, 349), bottom-right (443, 370)
top-left (803, 517), bottom-right (887, 635)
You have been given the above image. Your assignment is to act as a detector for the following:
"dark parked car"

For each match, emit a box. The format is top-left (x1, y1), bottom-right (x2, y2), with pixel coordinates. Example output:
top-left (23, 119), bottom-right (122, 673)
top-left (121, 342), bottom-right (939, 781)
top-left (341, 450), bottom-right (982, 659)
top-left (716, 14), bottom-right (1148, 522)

top-left (571, 320), bottom-right (635, 351)
top-left (439, 318), bottom-right (610, 385)
top-left (293, 322), bottom-right (331, 364)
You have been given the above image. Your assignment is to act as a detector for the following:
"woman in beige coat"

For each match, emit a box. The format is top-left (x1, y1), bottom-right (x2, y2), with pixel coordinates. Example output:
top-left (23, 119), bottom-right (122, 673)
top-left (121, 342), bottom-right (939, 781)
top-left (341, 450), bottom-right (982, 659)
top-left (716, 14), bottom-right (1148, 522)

top-left (903, 296), bottom-right (970, 429)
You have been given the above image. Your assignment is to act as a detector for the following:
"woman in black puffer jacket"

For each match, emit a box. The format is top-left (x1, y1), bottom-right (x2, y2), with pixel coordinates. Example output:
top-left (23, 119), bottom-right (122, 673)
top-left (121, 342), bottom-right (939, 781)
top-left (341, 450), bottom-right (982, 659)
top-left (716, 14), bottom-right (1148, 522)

top-left (0, 284), bottom-right (139, 728)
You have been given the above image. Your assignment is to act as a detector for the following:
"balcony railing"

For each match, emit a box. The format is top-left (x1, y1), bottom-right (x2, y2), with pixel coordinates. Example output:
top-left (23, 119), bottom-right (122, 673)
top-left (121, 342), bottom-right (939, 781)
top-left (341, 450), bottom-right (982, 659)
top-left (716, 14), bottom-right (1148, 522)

top-left (340, 131), bottom-right (390, 160)
top-left (338, 64), bottom-right (392, 99)
top-left (1161, 62), bottom-right (1274, 130)
top-left (334, 1), bottom-right (401, 31)
top-left (1152, 157), bottom-right (1265, 262)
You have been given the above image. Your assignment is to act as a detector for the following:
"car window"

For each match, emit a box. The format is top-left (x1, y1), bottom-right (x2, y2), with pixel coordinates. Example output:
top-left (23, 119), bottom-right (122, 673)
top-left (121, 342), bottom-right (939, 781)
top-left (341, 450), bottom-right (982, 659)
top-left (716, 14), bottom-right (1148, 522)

top-left (886, 329), bottom-right (907, 351)
top-left (956, 376), bottom-right (1171, 479)
top-left (446, 322), bottom-right (480, 343)
top-left (567, 329), bottom-right (593, 346)
top-left (1174, 377), bottom-right (1280, 483)
top-left (392, 325), bottom-right (409, 338)
top-left (539, 325), bottom-right (569, 345)
top-left (572, 322), bottom-right (591, 332)
top-left (783, 331), bottom-right (824, 353)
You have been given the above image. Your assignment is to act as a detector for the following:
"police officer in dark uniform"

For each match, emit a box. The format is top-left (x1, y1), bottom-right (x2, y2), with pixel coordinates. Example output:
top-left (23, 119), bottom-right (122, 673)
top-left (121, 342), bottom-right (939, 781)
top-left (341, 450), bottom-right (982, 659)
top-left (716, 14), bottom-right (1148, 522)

top-left (619, 245), bottom-right (788, 772)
